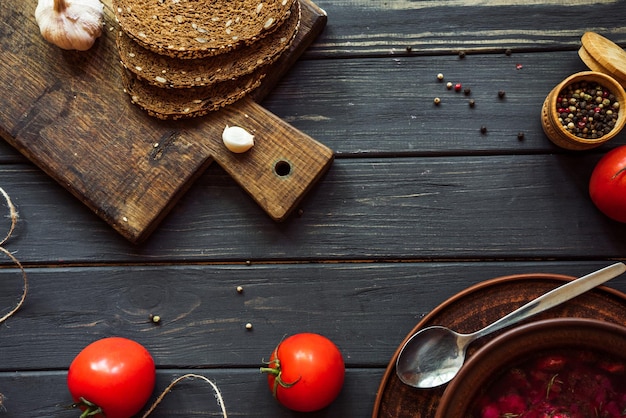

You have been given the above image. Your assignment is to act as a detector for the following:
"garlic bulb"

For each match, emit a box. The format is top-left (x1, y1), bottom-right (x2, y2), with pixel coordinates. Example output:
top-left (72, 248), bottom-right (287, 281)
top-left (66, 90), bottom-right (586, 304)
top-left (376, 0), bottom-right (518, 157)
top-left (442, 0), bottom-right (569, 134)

top-left (222, 125), bottom-right (255, 153)
top-left (35, 0), bottom-right (104, 51)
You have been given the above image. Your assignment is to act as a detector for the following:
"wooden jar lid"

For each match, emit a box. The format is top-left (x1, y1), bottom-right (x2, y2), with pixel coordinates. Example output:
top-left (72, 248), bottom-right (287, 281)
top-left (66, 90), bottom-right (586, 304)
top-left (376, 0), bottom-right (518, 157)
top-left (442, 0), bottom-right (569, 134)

top-left (579, 32), bottom-right (626, 88)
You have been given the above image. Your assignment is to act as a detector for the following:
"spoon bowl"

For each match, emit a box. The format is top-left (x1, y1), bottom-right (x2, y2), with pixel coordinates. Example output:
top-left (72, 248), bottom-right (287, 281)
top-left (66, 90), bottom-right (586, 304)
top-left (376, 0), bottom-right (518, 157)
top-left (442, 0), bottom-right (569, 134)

top-left (395, 326), bottom-right (467, 388)
top-left (395, 262), bottom-right (626, 388)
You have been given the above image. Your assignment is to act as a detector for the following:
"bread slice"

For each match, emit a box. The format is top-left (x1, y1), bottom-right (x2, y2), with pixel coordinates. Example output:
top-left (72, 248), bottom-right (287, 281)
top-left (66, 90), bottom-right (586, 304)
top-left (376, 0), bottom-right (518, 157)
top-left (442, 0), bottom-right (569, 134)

top-left (117, 0), bottom-right (300, 88)
top-left (121, 67), bottom-right (265, 120)
top-left (112, 0), bottom-right (296, 59)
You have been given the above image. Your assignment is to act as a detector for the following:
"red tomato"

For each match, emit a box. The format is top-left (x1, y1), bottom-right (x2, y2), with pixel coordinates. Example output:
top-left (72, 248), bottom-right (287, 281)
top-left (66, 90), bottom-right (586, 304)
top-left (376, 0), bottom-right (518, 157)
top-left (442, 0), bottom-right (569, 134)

top-left (589, 145), bottom-right (626, 223)
top-left (67, 337), bottom-right (156, 418)
top-left (261, 333), bottom-right (345, 412)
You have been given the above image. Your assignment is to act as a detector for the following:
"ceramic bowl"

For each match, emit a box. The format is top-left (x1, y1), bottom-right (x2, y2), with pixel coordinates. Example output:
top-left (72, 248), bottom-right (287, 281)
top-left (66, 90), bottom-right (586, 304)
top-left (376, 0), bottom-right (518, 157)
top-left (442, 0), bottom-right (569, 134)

top-left (435, 317), bottom-right (626, 418)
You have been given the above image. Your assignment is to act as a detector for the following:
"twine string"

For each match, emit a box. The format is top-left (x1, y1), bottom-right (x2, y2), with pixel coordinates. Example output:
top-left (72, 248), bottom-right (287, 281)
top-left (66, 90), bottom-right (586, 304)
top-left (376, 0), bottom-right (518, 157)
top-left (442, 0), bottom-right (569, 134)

top-left (141, 373), bottom-right (228, 418)
top-left (0, 187), bottom-right (17, 247)
top-left (0, 187), bottom-right (27, 325)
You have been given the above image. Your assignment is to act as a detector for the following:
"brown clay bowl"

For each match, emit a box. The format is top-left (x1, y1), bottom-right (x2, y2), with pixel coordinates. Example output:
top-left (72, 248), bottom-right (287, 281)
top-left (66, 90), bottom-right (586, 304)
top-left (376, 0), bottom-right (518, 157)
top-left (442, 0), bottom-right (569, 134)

top-left (372, 274), bottom-right (626, 418)
top-left (435, 317), bottom-right (626, 418)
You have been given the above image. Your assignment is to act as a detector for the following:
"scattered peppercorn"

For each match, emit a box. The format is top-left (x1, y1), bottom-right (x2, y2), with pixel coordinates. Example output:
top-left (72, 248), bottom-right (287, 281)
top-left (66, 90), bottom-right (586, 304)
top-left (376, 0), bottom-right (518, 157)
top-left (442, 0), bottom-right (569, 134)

top-left (437, 73), bottom-right (444, 81)
top-left (463, 87), bottom-right (471, 95)
top-left (446, 82), bottom-right (453, 90)
top-left (517, 131), bottom-right (525, 141)
top-left (505, 48), bottom-right (512, 56)
top-left (498, 90), bottom-right (506, 98)
top-left (245, 323), bottom-right (253, 330)
top-left (454, 83), bottom-right (462, 92)
top-left (405, 45), bottom-right (412, 53)
top-left (236, 285), bottom-right (244, 294)
top-left (458, 51), bottom-right (466, 59)
top-left (480, 125), bottom-right (487, 134)
top-left (469, 99), bottom-right (475, 107)
top-left (556, 81), bottom-right (620, 139)
top-left (433, 97), bottom-right (441, 105)
top-left (149, 314), bottom-right (161, 324)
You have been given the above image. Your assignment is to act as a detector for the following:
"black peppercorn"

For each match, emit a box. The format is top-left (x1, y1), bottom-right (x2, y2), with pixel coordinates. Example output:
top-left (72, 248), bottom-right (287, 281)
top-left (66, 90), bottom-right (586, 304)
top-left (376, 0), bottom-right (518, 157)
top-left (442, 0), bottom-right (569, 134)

top-left (556, 81), bottom-right (620, 139)
top-left (469, 99), bottom-right (475, 107)
top-left (517, 131), bottom-right (525, 141)
top-left (480, 125), bottom-right (487, 134)
top-left (498, 90), bottom-right (506, 99)
top-left (458, 51), bottom-right (466, 59)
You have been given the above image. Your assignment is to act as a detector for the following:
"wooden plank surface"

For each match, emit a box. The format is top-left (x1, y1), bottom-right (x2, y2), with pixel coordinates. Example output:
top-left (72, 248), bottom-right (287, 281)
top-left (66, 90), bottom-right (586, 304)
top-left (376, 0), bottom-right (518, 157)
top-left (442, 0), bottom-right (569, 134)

top-left (1, 262), bottom-right (625, 369)
top-left (309, 0), bottom-right (626, 57)
top-left (0, 369), bottom-right (381, 417)
top-left (4, 51), bottom-right (626, 160)
top-left (2, 0), bottom-right (626, 417)
top-left (0, 262), bottom-right (625, 416)
top-left (2, 153), bottom-right (626, 263)
top-left (265, 51), bottom-right (626, 155)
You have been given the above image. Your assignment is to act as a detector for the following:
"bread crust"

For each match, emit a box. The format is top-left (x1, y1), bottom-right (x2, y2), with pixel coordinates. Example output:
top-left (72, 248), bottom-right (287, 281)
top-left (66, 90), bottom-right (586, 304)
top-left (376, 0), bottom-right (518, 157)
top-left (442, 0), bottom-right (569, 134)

top-left (117, 0), bottom-right (300, 88)
top-left (113, 0), bottom-right (296, 59)
top-left (121, 67), bottom-right (265, 120)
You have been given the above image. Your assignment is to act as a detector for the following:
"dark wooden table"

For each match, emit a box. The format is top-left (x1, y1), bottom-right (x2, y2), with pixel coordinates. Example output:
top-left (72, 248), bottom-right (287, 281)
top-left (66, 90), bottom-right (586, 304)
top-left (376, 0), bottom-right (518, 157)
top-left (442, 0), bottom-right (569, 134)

top-left (2, 1), bottom-right (626, 417)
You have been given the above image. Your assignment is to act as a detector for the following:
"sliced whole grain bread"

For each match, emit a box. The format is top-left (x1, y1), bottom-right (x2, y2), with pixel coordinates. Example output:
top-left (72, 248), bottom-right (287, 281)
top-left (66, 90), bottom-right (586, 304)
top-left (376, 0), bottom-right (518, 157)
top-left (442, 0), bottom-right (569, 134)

top-left (112, 0), bottom-right (296, 59)
top-left (117, 0), bottom-right (300, 88)
top-left (121, 67), bottom-right (265, 120)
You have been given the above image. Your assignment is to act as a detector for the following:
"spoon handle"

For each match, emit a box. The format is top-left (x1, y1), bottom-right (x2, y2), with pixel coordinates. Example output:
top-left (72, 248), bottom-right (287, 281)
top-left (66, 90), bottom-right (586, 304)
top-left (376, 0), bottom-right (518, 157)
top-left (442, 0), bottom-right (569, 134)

top-left (472, 262), bottom-right (626, 340)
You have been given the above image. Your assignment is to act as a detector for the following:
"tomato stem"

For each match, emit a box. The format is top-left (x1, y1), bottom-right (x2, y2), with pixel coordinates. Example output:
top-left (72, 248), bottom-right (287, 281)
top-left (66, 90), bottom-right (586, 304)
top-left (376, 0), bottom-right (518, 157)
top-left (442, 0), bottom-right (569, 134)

top-left (73, 397), bottom-right (105, 418)
top-left (260, 358), bottom-right (301, 399)
top-left (259, 366), bottom-right (280, 376)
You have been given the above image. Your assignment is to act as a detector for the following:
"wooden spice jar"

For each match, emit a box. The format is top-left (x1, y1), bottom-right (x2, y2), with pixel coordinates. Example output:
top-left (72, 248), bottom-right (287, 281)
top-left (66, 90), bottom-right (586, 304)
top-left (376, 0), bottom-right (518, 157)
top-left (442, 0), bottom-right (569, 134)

top-left (541, 32), bottom-right (626, 150)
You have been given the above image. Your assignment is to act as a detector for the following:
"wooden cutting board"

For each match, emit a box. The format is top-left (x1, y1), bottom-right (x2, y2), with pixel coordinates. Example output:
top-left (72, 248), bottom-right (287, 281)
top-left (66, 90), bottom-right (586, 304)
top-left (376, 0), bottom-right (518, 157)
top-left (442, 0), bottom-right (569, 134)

top-left (0, 0), bottom-right (333, 243)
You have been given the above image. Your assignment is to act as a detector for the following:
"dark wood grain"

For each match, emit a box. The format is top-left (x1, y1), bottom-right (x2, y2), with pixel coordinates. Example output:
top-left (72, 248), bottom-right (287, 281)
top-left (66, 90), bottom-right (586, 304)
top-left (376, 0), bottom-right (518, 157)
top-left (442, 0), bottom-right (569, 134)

top-left (1, 263), bottom-right (625, 417)
top-left (1, 262), bottom-right (625, 370)
top-left (309, 0), bottom-right (626, 57)
top-left (0, 369), bottom-right (381, 417)
top-left (1, 153), bottom-right (625, 263)
top-left (262, 51), bottom-right (626, 155)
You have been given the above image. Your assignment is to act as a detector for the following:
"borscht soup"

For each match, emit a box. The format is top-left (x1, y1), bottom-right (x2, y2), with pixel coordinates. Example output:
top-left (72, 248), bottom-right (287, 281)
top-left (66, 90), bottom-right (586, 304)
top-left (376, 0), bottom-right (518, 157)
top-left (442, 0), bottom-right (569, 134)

top-left (470, 348), bottom-right (626, 418)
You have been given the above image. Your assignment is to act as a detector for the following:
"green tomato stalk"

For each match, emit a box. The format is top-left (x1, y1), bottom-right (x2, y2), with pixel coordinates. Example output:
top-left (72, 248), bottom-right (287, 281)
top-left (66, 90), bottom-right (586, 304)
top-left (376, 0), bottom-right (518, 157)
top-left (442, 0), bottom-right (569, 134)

top-left (72, 397), bottom-right (104, 418)
top-left (260, 357), bottom-right (301, 398)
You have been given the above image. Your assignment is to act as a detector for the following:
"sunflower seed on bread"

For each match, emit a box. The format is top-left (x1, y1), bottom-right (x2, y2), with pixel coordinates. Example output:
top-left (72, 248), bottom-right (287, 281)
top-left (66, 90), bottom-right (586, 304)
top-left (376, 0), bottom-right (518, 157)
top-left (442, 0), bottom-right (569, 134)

top-left (121, 67), bottom-right (265, 120)
top-left (112, 0), bottom-right (296, 59)
top-left (117, 0), bottom-right (300, 88)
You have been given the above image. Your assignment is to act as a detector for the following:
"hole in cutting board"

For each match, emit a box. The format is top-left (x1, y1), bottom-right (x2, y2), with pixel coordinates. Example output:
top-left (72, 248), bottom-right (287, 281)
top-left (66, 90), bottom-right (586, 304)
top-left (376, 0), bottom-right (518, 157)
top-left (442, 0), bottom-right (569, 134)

top-left (274, 160), bottom-right (292, 177)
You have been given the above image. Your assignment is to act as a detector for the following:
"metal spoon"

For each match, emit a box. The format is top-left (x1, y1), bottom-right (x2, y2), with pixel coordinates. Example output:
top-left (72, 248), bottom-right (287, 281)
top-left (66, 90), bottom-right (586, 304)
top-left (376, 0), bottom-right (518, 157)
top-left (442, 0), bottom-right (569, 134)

top-left (395, 262), bottom-right (626, 388)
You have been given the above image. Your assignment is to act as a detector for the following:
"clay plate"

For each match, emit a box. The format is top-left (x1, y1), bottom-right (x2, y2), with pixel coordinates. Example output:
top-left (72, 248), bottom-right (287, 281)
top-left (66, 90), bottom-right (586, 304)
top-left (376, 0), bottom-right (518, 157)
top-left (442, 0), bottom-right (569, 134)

top-left (372, 273), bottom-right (626, 418)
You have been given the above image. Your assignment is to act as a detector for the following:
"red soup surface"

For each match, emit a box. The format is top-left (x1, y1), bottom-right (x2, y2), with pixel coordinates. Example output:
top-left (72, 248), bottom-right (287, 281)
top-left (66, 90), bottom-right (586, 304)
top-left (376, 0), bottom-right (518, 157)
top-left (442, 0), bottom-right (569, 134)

top-left (471, 349), bottom-right (626, 418)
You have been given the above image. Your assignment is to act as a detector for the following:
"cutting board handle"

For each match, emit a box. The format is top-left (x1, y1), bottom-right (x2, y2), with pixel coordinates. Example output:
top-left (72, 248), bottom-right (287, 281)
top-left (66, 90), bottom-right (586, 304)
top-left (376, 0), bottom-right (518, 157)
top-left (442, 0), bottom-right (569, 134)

top-left (200, 97), bottom-right (334, 221)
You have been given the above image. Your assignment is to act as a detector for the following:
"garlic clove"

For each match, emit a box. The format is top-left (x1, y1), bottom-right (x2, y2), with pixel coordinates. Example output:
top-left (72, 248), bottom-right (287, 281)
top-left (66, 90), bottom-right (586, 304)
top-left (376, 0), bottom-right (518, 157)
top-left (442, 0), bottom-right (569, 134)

top-left (222, 125), bottom-right (255, 153)
top-left (35, 0), bottom-right (104, 51)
